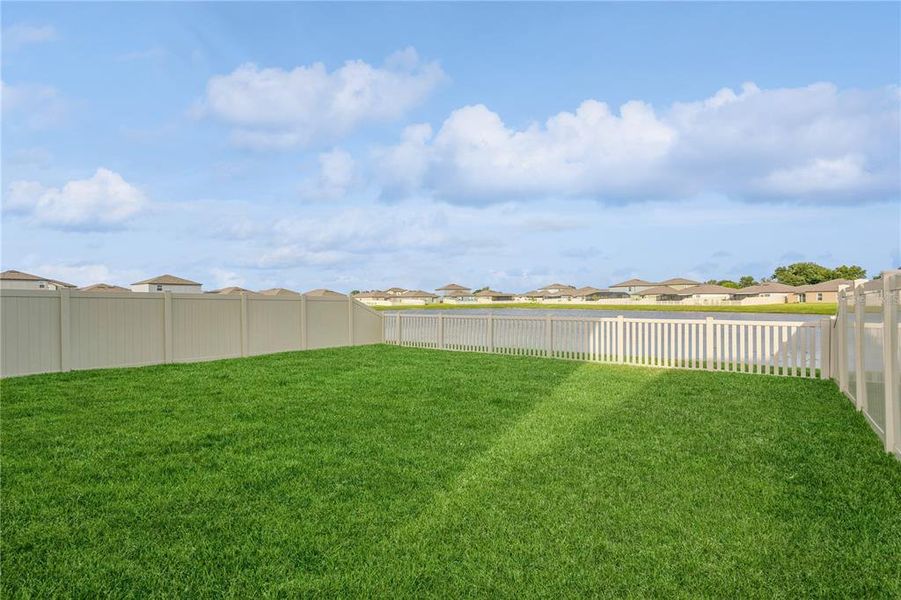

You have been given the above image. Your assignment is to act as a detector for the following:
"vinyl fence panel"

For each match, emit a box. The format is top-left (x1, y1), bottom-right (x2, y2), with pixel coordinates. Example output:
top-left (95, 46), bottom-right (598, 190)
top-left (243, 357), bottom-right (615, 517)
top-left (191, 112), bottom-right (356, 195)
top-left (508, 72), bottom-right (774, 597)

top-left (1, 290), bottom-right (382, 377)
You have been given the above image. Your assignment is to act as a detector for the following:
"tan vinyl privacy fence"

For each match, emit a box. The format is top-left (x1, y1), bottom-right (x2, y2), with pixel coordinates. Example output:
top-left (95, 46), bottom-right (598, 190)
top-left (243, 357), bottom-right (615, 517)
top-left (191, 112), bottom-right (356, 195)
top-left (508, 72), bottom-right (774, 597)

top-left (1, 289), bottom-right (383, 377)
top-left (834, 271), bottom-right (900, 458)
top-left (384, 313), bottom-right (832, 378)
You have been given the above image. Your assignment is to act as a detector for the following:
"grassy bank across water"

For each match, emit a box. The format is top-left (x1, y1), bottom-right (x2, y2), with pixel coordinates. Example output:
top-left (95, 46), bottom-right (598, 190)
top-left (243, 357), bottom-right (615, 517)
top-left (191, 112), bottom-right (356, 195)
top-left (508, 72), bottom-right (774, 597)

top-left (2, 345), bottom-right (897, 597)
top-left (375, 302), bottom-right (837, 315)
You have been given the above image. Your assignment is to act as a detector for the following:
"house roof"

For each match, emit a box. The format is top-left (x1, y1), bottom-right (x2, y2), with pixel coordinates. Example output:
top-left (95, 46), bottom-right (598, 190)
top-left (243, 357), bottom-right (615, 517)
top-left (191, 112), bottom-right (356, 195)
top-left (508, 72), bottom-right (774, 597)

top-left (132, 274), bottom-right (201, 286)
top-left (795, 279), bottom-right (852, 293)
top-left (206, 286), bottom-right (254, 295)
top-left (474, 289), bottom-right (511, 297)
top-left (303, 288), bottom-right (346, 298)
top-left (401, 290), bottom-right (438, 298)
top-left (353, 290), bottom-right (390, 299)
top-left (1, 269), bottom-right (43, 281)
top-left (637, 285), bottom-right (681, 296)
top-left (385, 287), bottom-right (407, 293)
top-left (657, 277), bottom-right (700, 286)
top-left (78, 283), bottom-right (130, 293)
top-left (436, 283), bottom-right (470, 291)
top-left (610, 278), bottom-right (654, 287)
top-left (539, 283), bottom-right (576, 290)
top-left (522, 290), bottom-right (547, 298)
top-left (0, 269), bottom-right (75, 287)
top-left (675, 284), bottom-right (737, 295)
top-left (731, 282), bottom-right (797, 295)
top-left (257, 287), bottom-right (300, 296)
top-left (573, 286), bottom-right (603, 296)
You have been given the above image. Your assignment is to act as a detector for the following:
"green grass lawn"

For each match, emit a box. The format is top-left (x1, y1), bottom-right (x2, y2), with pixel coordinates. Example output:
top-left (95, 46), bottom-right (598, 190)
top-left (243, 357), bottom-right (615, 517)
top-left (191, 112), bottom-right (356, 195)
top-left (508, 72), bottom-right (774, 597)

top-left (3, 345), bottom-right (898, 597)
top-left (376, 302), bottom-right (838, 315)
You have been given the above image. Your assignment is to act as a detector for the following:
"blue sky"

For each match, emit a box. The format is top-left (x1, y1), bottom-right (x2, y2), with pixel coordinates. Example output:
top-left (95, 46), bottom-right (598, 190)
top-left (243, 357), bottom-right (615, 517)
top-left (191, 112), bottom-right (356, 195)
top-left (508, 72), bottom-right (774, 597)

top-left (2, 2), bottom-right (899, 291)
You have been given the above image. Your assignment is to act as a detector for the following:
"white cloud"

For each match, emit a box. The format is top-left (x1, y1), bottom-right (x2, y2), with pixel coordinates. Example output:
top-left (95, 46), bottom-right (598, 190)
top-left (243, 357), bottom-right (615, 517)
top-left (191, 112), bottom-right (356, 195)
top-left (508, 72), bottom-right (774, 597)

top-left (1, 80), bottom-right (67, 129)
top-left (3, 24), bottom-right (57, 50)
top-left (210, 268), bottom-right (245, 288)
top-left (375, 82), bottom-right (899, 203)
top-left (199, 47), bottom-right (446, 149)
top-left (3, 168), bottom-right (147, 230)
top-left (299, 149), bottom-right (358, 200)
top-left (756, 155), bottom-right (875, 196)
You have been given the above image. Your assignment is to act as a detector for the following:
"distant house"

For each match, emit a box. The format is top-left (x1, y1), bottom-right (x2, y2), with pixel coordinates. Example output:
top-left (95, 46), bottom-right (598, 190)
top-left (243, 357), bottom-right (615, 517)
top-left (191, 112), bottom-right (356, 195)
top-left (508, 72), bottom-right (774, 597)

top-left (352, 290), bottom-right (392, 306)
top-left (514, 290), bottom-right (545, 302)
top-left (730, 282), bottom-right (796, 304)
top-left (473, 289), bottom-right (514, 303)
top-left (793, 279), bottom-right (853, 304)
top-left (673, 284), bottom-right (736, 304)
top-left (79, 283), bottom-right (130, 293)
top-left (569, 286), bottom-right (630, 301)
top-left (258, 287), bottom-right (301, 297)
top-left (656, 277), bottom-right (700, 291)
top-left (131, 274), bottom-right (202, 293)
top-left (303, 288), bottom-right (346, 298)
top-left (385, 287), bottom-right (407, 296)
top-left (538, 283), bottom-right (576, 295)
top-left (206, 286), bottom-right (255, 295)
top-left (394, 290), bottom-right (438, 305)
top-left (609, 278), bottom-right (655, 295)
top-left (0, 269), bottom-right (75, 291)
top-left (635, 285), bottom-right (681, 301)
top-left (436, 283), bottom-right (475, 303)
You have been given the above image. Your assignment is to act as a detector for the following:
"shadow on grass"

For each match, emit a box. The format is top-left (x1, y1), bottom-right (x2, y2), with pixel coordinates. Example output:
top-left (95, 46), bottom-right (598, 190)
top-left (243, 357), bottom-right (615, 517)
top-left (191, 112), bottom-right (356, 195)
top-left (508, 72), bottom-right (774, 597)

top-left (339, 363), bottom-right (901, 598)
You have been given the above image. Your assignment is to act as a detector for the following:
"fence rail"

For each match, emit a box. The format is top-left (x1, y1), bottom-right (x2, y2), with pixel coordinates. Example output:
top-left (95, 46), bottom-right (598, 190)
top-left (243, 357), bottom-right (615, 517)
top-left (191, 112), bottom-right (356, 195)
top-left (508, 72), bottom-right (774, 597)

top-left (384, 313), bottom-right (831, 379)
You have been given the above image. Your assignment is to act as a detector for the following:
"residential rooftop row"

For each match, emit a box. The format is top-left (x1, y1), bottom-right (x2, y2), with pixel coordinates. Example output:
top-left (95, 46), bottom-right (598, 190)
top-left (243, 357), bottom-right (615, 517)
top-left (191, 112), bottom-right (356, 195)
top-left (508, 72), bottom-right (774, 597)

top-left (1, 270), bottom-right (859, 306)
top-left (353, 278), bottom-right (859, 306)
top-left (0, 270), bottom-right (345, 298)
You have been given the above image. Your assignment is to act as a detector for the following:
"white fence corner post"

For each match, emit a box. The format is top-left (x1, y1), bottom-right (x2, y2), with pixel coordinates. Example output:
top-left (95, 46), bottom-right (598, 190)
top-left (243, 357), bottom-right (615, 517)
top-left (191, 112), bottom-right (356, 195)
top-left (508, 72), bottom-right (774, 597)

top-left (240, 293), bottom-right (249, 357)
top-left (59, 288), bottom-right (71, 372)
top-left (347, 295), bottom-right (355, 346)
top-left (438, 314), bottom-right (444, 349)
top-left (705, 316), bottom-right (714, 371)
top-left (819, 317), bottom-right (831, 380)
top-left (854, 284), bottom-right (866, 411)
top-left (616, 316), bottom-right (625, 363)
top-left (837, 289), bottom-right (847, 393)
top-left (488, 313), bottom-right (494, 353)
top-left (300, 294), bottom-right (308, 350)
top-left (163, 291), bottom-right (173, 363)
top-left (882, 272), bottom-right (898, 454)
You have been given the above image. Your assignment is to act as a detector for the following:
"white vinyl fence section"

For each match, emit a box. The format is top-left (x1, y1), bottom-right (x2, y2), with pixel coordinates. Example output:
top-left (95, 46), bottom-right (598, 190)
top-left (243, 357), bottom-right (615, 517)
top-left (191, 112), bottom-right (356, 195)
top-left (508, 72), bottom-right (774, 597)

top-left (834, 271), bottom-right (900, 458)
top-left (1, 289), bottom-right (383, 377)
top-left (385, 313), bottom-right (832, 378)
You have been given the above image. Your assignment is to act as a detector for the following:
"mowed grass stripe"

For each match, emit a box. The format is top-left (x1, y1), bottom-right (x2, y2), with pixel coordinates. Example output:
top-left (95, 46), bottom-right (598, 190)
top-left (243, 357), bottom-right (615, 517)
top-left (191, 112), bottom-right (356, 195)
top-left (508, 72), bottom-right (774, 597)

top-left (2, 345), bottom-right (899, 597)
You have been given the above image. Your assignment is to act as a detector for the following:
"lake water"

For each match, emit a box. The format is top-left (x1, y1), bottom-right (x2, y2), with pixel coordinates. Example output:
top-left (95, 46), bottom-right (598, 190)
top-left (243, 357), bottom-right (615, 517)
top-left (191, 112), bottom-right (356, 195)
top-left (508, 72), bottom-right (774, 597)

top-left (383, 307), bottom-right (827, 322)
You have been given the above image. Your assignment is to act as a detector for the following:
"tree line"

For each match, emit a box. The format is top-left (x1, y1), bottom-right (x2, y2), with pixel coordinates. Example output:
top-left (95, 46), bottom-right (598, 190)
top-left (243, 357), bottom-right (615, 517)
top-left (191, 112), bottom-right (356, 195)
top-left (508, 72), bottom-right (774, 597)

top-left (706, 262), bottom-right (867, 289)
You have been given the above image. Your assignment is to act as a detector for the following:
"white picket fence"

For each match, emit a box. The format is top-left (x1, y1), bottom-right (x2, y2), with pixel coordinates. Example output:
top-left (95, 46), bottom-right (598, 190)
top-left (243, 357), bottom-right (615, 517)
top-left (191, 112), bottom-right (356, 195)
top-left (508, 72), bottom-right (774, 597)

top-left (384, 313), bottom-right (832, 378)
top-left (834, 271), bottom-right (900, 458)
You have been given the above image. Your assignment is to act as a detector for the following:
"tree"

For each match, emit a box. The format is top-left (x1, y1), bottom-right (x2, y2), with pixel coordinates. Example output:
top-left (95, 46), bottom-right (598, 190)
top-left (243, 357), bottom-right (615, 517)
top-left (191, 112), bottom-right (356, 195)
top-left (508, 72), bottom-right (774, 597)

top-left (772, 262), bottom-right (833, 286)
top-left (831, 265), bottom-right (866, 280)
top-left (473, 286), bottom-right (488, 293)
top-left (738, 275), bottom-right (757, 288)
top-left (717, 280), bottom-right (740, 289)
